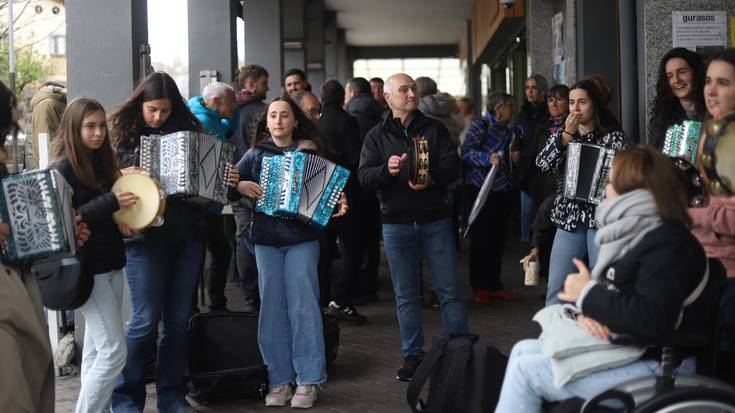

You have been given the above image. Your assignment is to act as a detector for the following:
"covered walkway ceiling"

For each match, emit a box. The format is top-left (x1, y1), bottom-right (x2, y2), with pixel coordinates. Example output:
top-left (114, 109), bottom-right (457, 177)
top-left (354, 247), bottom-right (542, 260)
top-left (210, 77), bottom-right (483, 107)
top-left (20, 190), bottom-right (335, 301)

top-left (324, 0), bottom-right (475, 47)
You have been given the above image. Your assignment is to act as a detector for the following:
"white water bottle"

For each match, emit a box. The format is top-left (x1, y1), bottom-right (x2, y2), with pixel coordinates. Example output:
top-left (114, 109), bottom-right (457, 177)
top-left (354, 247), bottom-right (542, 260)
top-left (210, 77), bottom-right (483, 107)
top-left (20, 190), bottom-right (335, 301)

top-left (524, 260), bottom-right (540, 286)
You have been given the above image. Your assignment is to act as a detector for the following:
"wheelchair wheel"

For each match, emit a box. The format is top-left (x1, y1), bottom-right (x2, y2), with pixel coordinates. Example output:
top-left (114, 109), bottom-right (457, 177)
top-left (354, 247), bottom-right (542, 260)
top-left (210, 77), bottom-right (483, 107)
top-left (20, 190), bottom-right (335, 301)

top-left (634, 387), bottom-right (735, 412)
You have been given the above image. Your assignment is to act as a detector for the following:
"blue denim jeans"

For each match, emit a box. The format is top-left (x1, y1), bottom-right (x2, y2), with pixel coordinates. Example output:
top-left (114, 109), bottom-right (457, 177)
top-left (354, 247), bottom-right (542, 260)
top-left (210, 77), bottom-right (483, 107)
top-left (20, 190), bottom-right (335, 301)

top-left (76, 270), bottom-right (126, 413)
top-left (520, 190), bottom-right (534, 242)
top-left (546, 227), bottom-right (599, 306)
top-left (112, 238), bottom-right (203, 413)
top-left (495, 339), bottom-right (696, 413)
top-left (382, 218), bottom-right (469, 357)
top-left (255, 240), bottom-right (326, 389)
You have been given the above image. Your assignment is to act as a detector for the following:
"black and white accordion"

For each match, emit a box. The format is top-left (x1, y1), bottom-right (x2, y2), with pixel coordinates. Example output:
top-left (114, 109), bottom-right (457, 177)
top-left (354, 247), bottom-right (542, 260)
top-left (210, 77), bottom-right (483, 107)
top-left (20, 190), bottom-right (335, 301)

top-left (0, 169), bottom-right (76, 264)
top-left (140, 131), bottom-right (235, 206)
top-left (662, 120), bottom-right (702, 165)
top-left (563, 142), bottom-right (615, 205)
top-left (255, 151), bottom-right (350, 229)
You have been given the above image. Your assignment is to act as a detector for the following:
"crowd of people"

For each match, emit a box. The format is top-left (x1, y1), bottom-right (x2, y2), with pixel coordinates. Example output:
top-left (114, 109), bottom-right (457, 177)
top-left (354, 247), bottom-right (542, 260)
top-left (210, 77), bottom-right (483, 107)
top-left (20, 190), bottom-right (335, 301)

top-left (0, 45), bottom-right (734, 413)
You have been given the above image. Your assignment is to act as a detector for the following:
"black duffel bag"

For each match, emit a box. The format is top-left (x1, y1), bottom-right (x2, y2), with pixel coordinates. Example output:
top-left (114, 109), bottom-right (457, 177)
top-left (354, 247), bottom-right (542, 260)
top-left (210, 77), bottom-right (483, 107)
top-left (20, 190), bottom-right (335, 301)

top-left (32, 248), bottom-right (91, 311)
top-left (407, 333), bottom-right (508, 413)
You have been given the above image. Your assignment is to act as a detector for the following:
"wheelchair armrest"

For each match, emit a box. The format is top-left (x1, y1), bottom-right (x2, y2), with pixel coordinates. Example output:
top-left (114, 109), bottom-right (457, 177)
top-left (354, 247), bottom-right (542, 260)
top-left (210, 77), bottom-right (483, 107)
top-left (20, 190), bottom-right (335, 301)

top-left (609, 330), bottom-right (710, 348)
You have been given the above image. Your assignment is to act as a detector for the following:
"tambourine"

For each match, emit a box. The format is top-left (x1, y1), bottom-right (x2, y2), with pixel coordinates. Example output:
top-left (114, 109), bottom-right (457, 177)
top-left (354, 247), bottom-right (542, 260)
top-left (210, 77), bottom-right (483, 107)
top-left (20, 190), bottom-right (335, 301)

top-left (111, 173), bottom-right (166, 230)
top-left (698, 112), bottom-right (735, 197)
top-left (409, 136), bottom-right (430, 184)
top-left (669, 157), bottom-right (705, 208)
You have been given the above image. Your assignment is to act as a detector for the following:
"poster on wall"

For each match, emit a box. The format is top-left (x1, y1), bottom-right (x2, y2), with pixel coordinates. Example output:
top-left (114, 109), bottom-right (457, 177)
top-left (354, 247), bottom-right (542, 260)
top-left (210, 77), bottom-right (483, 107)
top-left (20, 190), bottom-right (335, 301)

top-left (552, 12), bottom-right (564, 84)
top-left (672, 11), bottom-right (727, 54)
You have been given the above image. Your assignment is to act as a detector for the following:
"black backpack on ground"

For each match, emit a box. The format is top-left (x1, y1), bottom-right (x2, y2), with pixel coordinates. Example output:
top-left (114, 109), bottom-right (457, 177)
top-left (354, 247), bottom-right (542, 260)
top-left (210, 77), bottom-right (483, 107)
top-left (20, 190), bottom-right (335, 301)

top-left (187, 311), bottom-right (341, 403)
top-left (323, 313), bottom-right (341, 365)
top-left (187, 311), bottom-right (269, 403)
top-left (407, 334), bottom-right (508, 413)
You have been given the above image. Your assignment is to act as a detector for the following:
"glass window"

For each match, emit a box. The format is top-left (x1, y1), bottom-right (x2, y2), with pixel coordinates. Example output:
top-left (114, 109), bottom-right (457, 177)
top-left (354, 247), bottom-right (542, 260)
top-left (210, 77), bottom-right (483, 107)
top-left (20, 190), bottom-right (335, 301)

top-left (49, 36), bottom-right (65, 56)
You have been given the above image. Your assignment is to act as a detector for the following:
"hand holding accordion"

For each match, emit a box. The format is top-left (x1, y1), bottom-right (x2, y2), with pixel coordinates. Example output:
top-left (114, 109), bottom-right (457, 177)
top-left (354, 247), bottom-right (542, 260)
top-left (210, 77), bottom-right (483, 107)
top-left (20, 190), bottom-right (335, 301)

top-left (255, 151), bottom-right (350, 229)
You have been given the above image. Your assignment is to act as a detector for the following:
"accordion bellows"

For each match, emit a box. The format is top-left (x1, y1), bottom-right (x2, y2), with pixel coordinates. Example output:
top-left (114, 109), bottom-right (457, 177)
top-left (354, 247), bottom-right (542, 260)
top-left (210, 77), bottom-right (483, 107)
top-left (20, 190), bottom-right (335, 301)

top-left (140, 131), bottom-right (235, 206)
top-left (0, 169), bottom-right (76, 264)
top-left (563, 142), bottom-right (615, 205)
top-left (256, 151), bottom-right (350, 229)
top-left (662, 120), bottom-right (702, 165)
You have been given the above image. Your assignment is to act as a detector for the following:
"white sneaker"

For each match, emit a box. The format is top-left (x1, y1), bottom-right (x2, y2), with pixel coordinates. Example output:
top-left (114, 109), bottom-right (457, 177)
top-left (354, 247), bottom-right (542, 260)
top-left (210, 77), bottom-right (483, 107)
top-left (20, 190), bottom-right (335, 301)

top-left (265, 384), bottom-right (293, 407)
top-left (290, 384), bottom-right (318, 409)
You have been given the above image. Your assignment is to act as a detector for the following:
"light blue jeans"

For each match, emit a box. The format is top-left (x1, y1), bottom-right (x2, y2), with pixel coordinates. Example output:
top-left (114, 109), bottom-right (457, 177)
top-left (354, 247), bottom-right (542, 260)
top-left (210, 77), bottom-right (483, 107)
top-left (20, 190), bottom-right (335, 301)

top-left (546, 227), bottom-right (599, 306)
top-left (382, 218), bottom-right (469, 357)
top-left (495, 339), bottom-right (696, 413)
top-left (76, 270), bottom-right (126, 413)
top-left (255, 240), bottom-right (326, 389)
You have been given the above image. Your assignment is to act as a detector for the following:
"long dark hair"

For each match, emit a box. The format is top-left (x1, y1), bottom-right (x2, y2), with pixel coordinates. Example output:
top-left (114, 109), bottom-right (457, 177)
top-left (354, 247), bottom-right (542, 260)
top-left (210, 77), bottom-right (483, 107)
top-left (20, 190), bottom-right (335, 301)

top-left (53, 97), bottom-right (120, 191)
top-left (109, 71), bottom-right (200, 147)
top-left (612, 145), bottom-right (691, 228)
top-left (651, 48), bottom-right (707, 124)
top-left (252, 96), bottom-right (329, 156)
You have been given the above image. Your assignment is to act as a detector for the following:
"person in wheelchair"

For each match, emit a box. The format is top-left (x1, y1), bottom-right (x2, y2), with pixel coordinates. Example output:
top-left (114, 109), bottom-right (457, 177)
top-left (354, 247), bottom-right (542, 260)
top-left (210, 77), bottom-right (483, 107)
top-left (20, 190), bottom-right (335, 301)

top-left (495, 145), bottom-right (708, 412)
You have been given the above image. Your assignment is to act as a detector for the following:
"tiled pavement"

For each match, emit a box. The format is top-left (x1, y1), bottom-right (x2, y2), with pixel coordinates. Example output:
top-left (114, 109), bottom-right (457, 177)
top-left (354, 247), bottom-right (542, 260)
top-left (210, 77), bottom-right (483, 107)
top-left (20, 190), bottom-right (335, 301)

top-left (55, 235), bottom-right (543, 412)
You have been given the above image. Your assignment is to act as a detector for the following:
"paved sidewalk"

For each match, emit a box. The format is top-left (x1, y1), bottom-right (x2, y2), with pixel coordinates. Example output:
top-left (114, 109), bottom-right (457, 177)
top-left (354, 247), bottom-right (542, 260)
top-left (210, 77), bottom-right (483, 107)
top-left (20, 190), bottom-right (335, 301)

top-left (55, 236), bottom-right (543, 412)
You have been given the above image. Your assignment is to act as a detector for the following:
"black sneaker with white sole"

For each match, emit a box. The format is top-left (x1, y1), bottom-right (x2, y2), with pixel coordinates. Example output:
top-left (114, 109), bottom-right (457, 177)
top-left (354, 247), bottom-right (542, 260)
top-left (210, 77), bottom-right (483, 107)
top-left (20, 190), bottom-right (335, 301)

top-left (325, 301), bottom-right (367, 324)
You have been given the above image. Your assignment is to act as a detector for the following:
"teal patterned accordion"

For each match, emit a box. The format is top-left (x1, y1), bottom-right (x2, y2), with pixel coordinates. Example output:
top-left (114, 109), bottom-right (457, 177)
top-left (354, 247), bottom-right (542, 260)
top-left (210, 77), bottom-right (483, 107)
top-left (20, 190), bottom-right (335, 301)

top-left (255, 152), bottom-right (350, 229)
top-left (662, 120), bottom-right (702, 165)
top-left (0, 169), bottom-right (76, 264)
top-left (140, 131), bottom-right (235, 206)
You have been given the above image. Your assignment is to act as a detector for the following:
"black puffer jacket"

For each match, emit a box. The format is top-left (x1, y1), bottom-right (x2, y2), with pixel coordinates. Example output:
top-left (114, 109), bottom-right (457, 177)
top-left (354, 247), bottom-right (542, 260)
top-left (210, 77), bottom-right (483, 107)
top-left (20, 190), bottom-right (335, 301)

top-left (346, 94), bottom-right (384, 141)
top-left (581, 223), bottom-right (707, 344)
top-left (51, 155), bottom-right (125, 275)
top-left (358, 110), bottom-right (459, 224)
top-left (318, 103), bottom-right (363, 205)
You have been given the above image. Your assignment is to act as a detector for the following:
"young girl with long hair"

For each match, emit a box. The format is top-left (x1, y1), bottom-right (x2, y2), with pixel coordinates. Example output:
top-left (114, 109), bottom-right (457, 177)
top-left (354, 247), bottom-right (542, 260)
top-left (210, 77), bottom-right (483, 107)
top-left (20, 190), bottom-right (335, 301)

top-left (649, 47), bottom-right (707, 149)
top-left (536, 79), bottom-right (628, 306)
top-left (109, 72), bottom-right (207, 413)
top-left (236, 97), bottom-right (345, 409)
top-left (51, 97), bottom-right (137, 412)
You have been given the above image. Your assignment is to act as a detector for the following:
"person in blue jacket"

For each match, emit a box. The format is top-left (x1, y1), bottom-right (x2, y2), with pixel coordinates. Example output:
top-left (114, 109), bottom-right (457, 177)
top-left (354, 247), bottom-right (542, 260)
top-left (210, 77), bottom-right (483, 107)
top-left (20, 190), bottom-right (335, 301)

top-left (187, 81), bottom-right (238, 141)
top-left (236, 96), bottom-right (347, 409)
top-left (188, 80), bottom-right (241, 311)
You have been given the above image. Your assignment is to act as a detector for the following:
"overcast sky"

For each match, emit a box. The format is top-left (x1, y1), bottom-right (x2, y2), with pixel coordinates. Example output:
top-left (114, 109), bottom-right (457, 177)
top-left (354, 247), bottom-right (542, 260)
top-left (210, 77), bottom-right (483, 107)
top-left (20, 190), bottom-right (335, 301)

top-left (147, 0), bottom-right (244, 71)
top-left (147, 0), bottom-right (188, 68)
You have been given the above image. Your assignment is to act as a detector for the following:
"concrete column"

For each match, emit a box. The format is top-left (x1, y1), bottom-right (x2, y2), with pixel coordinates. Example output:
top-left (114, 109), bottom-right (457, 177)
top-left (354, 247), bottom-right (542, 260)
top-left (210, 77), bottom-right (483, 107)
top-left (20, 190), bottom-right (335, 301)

top-left (576, 0), bottom-right (619, 117)
top-left (187, 0), bottom-right (238, 98)
top-left (66, 0), bottom-right (148, 112)
top-left (336, 29), bottom-right (349, 83)
top-left (305, 0), bottom-right (325, 91)
top-left (323, 10), bottom-right (338, 81)
top-left (243, 0), bottom-right (283, 97)
top-left (282, 0), bottom-right (306, 75)
top-left (527, 0), bottom-right (554, 79)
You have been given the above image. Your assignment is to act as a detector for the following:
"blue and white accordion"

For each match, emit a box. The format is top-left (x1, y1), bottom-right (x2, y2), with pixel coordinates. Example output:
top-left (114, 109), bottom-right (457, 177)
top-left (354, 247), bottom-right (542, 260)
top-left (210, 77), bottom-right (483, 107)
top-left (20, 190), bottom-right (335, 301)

top-left (662, 120), bottom-right (702, 165)
top-left (255, 151), bottom-right (350, 229)
top-left (0, 169), bottom-right (76, 264)
top-left (140, 131), bottom-right (235, 206)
